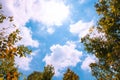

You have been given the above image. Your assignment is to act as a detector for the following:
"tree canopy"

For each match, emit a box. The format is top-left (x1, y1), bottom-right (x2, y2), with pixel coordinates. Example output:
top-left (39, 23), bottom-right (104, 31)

top-left (0, 4), bottom-right (31, 80)
top-left (81, 0), bottom-right (120, 79)
top-left (27, 65), bottom-right (54, 80)
top-left (63, 68), bottom-right (79, 80)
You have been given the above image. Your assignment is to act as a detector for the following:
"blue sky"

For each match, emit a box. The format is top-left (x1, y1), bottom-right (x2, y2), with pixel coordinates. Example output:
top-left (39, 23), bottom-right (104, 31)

top-left (1, 0), bottom-right (98, 80)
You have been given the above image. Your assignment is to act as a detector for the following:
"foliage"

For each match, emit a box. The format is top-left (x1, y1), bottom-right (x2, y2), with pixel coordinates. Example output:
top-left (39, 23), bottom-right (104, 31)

top-left (81, 0), bottom-right (120, 80)
top-left (0, 4), bottom-right (31, 80)
top-left (63, 68), bottom-right (79, 80)
top-left (27, 71), bottom-right (43, 80)
top-left (42, 65), bottom-right (55, 80)
top-left (27, 65), bottom-right (54, 80)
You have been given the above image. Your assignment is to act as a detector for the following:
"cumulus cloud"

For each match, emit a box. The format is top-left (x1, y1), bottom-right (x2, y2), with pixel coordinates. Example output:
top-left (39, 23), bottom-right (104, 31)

top-left (81, 55), bottom-right (97, 71)
top-left (70, 20), bottom-right (94, 38)
top-left (0, 0), bottom-right (39, 47)
top-left (0, 0), bottom-right (70, 47)
top-left (43, 41), bottom-right (82, 76)
top-left (31, 0), bottom-right (70, 27)
top-left (17, 27), bottom-right (39, 47)
top-left (1, 0), bottom-right (70, 34)
top-left (0, 19), bottom-right (17, 35)
top-left (15, 56), bottom-right (32, 70)
top-left (15, 50), bottom-right (39, 70)
top-left (0, 0), bottom-right (70, 72)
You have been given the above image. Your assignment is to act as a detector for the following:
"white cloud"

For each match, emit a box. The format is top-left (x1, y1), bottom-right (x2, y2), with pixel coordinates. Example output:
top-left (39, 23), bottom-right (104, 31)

top-left (70, 20), bottom-right (94, 38)
top-left (47, 27), bottom-right (54, 34)
top-left (31, 49), bottom-right (40, 56)
top-left (15, 50), bottom-right (39, 70)
top-left (43, 41), bottom-right (82, 76)
top-left (15, 56), bottom-right (32, 70)
top-left (31, 0), bottom-right (70, 27)
top-left (17, 27), bottom-right (39, 47)
top-left (0, 0), bottom-right (70, 72)
top-left (0, 19), bottom-right (17, 35)
top-left (0, 0), bottom-right (70, 47)
top-left (81, 55), bottom-right (97, 71)
top-left (1, 0), bottom-right (70, 34)
top-left (0, 0), bottom-right (39, 47)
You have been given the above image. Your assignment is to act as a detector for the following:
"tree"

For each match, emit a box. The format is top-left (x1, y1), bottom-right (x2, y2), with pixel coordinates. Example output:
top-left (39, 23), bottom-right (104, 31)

top-left (0, 4), bottom-right (31, 80)
top-left (27, 71), bottom-right (43, 80)
top-left (27, 65), bottom-right (54, 80)
top-left (42, 65), bottom-right (54, 80)
top-left (81, 0), bottom-right (120, 80)
top-left (63, 68), bottom-right (79, 80)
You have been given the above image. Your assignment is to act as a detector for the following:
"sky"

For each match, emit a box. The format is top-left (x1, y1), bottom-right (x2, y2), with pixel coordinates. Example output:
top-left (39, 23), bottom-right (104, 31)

top-left (0, 0), bottom-right (99, 80)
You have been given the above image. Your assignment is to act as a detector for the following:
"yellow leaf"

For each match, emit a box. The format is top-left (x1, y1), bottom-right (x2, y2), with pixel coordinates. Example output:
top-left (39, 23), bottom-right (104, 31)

top-left (0, 78), bottom-right (3, 80)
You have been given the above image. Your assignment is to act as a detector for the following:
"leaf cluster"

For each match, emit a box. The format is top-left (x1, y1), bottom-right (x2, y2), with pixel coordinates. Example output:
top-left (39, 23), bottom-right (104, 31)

top-left (81, 0), bottom-right (120, 79)
top-left (0, 4), bottom-right (32, 80)
top-left (63, 68), bottom-right (79, 80)
top-left (27, 65), bottom-right (55, 80)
